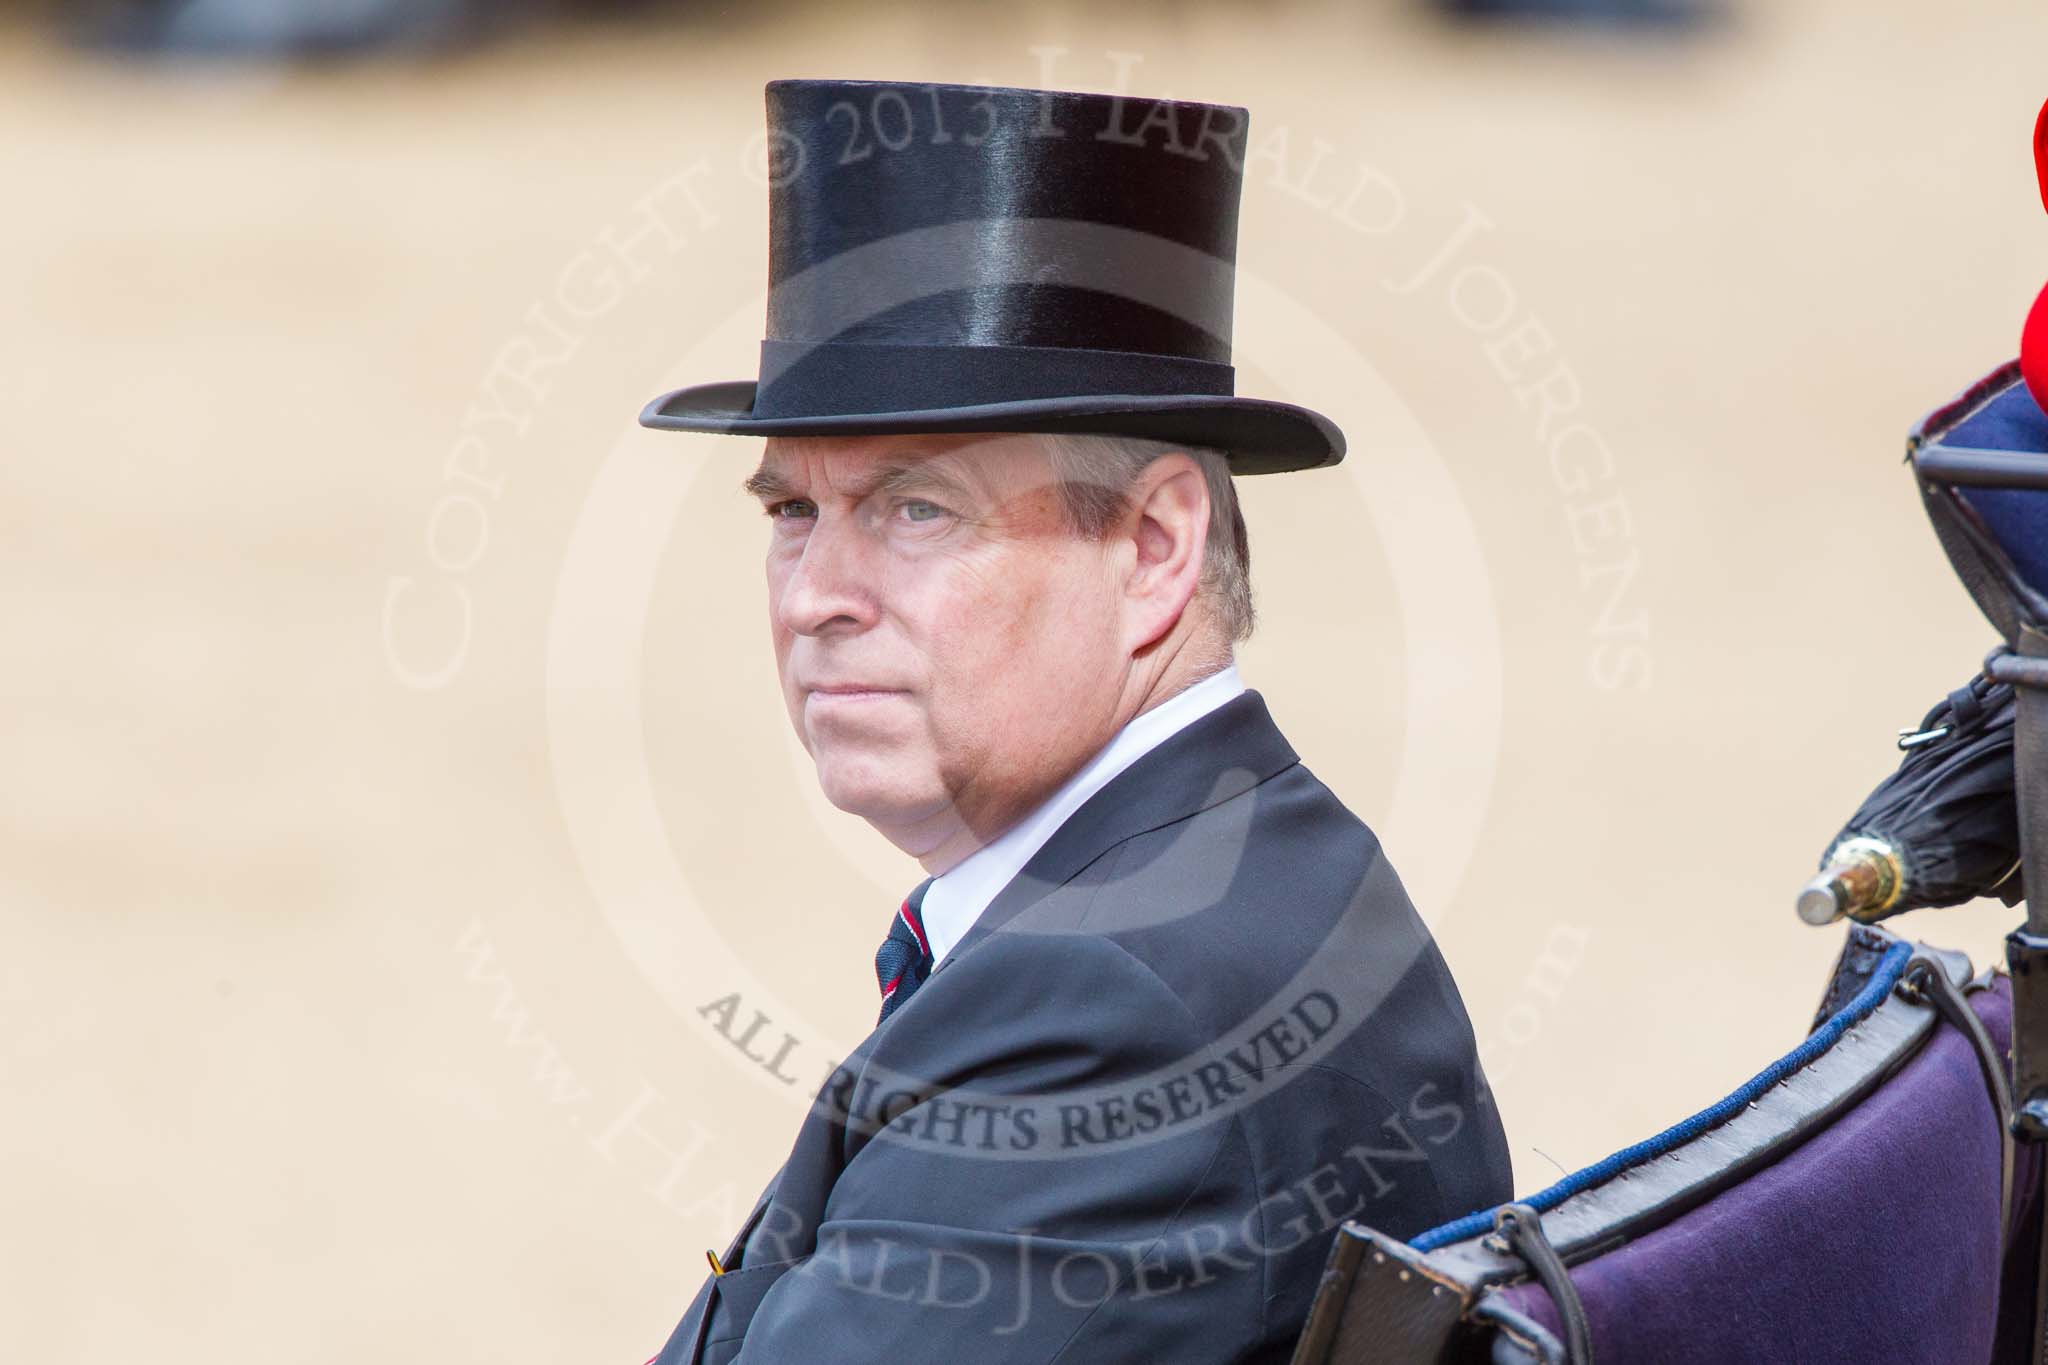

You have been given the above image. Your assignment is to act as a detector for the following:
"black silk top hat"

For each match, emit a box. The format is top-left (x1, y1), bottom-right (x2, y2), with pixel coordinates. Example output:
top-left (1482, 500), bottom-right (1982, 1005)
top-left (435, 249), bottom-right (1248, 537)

top-left (637, 79), bottom-right (1346, 475)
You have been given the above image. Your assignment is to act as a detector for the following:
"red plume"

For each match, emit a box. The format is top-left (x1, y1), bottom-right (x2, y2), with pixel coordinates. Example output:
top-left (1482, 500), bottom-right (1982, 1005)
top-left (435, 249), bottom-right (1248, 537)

top-left (2023, 98), bottom-right (2048, 413)
top-left (2036, 98), bottom-right (2048, 214)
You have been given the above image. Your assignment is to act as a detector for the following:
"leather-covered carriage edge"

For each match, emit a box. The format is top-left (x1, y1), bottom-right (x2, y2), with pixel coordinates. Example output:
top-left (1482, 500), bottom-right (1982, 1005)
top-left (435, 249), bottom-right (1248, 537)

top-left (1289, 925), bottom-right (1996, 1365)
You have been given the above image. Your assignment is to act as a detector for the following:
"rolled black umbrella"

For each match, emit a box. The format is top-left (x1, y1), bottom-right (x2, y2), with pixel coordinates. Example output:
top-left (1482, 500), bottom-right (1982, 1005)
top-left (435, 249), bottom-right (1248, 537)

top-left (1799, 664), bottom-right (2026, 925)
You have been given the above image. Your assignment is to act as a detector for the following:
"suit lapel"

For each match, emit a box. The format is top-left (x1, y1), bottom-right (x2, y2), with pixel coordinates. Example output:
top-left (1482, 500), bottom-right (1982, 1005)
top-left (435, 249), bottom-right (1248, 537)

top-left (934, 687), bottom-right (1297, 973)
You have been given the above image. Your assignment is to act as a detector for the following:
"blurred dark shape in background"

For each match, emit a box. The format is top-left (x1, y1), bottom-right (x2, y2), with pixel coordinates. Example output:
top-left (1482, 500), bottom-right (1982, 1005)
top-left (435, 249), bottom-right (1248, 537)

top-left (41, 0), bottom-right (1736, 60)
top-left (1437, 0), bottom-right (1717, 26)
top-left (60, 0), bottom-right (657, 57)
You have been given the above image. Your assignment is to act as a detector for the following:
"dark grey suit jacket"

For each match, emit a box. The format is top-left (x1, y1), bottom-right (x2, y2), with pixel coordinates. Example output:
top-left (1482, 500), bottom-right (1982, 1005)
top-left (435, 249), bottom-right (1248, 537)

top-left (652, 688), bottom-right (1512, 1364)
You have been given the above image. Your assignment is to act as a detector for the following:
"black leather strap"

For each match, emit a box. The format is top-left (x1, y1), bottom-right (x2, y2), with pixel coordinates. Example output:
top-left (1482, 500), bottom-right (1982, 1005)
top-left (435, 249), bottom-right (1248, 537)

top-left (1901, 954), bottom-right (2016, 1254)
top-left (1490, 1204), bottom-right (1592, 1365)
top-left (1998, 631), bottom-right (2048, 1141)
top-left (1471, 1296), bottom-right (1567, 1365)
top-left (1990, 625), bottom-right (2048, 1365)
top-left (2012, 628), bottom-right (2048, 942)
top-left (2011, 930), bottom-right (2048, 1142)
top-left (2035, 1189), bottom-right (2048, 1365)
top-left (2025, 627), bottom-right (2048, 1365)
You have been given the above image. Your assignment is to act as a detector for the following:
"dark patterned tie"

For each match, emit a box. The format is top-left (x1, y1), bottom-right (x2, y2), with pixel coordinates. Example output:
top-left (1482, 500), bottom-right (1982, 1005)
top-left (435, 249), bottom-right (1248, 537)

top-left (874, 877), bottom-right (936, 1024)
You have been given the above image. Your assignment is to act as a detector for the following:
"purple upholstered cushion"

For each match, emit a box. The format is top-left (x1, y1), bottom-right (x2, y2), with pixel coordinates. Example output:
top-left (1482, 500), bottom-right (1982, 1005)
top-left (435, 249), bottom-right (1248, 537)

top-left (1497, 977), bottom-right (2012, 1364)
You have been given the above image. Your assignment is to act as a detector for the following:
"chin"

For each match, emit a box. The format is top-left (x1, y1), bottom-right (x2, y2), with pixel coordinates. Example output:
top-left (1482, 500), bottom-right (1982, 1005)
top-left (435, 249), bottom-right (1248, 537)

top-left (811, 752), bottom-right (939, 827)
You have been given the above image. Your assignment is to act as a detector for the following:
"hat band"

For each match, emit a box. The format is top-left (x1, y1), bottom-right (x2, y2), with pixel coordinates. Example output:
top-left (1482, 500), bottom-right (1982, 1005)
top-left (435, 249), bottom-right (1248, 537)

top-left (751, 340), bottom-right (1235, 419)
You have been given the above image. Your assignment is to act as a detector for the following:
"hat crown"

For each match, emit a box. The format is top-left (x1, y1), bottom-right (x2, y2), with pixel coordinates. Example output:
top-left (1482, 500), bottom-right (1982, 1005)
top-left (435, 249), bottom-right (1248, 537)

top-left (636, 78), bottom-right (1347, 474)
top-left (761, 79), bottom-right (1250, 364)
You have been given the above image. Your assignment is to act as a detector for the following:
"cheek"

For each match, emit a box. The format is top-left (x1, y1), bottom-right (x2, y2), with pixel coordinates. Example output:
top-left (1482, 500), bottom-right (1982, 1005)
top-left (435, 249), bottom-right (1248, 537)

top-left (947, 552), bottom-right (1112, 691)
top-left (1024, 545), bottom-right (1118, 640)
top-left (765, 565), bottom-right (797, 684)
top-left (894, 563), bottom-right (1027, 707)
top-left (907, 574), bottom-right (997, 671)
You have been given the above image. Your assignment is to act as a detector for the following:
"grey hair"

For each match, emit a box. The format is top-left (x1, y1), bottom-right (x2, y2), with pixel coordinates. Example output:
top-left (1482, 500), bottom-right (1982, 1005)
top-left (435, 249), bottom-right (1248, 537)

top-left (1039, 433), bottom-right (1255, 645)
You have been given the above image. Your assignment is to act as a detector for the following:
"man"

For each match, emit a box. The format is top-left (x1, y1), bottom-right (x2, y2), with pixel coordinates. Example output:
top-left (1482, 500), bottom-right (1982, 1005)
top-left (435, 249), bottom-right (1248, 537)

top-left (639, 79), bottom-right (1513, 1364)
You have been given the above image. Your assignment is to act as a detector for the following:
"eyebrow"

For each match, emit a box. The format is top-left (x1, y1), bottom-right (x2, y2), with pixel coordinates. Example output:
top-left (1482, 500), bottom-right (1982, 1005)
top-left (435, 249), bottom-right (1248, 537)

top-left (741, 458), bottom-right (977, 505)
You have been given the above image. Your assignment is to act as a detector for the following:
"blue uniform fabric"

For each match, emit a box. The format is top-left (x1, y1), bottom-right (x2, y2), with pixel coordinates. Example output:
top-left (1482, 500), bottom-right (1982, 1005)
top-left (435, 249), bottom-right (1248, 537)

top-left (1940, 378), bottom-right (2048, 601)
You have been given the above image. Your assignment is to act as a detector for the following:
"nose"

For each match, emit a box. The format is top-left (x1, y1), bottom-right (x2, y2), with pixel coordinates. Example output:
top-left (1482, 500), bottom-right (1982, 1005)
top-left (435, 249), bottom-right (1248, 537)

top-left (773, 508), bottom-right (880, 638)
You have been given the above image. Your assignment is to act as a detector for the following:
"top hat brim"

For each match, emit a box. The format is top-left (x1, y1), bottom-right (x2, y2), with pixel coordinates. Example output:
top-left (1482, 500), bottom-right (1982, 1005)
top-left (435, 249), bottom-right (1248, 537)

top-left (639, 382), bottom-right (1345, 476)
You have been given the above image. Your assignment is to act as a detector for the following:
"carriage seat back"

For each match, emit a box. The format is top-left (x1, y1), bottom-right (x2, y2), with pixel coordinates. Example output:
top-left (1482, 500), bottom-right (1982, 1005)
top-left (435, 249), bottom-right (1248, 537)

top-left (1291, 925), bottom-right (2020, 1365)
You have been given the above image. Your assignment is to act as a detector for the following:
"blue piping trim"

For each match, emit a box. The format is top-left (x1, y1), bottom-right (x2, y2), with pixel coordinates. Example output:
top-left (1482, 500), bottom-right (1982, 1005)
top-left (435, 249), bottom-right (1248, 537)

top-left (1410, 940), bottom-right (1915, 1253)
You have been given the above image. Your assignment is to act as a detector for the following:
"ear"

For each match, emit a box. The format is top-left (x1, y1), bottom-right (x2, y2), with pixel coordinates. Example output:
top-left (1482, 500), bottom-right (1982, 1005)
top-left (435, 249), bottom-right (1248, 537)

top-left (1117, 453), bottom-right (1211, 656)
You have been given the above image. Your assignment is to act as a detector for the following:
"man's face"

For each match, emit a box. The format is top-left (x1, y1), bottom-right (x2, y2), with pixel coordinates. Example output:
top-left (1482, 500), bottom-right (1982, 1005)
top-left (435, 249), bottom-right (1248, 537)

top-left (747, 432), bottom-right (1131, 857)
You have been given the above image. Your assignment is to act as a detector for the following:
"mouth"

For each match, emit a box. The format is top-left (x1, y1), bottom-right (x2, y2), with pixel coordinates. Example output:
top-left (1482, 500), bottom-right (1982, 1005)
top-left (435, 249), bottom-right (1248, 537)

top-left (805, 685), bottom-right (906, 703)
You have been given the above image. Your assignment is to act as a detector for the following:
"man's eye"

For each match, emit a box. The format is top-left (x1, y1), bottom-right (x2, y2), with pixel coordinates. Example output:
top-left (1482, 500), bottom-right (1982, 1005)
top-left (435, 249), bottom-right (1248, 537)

top-left (768, 499), bottom-right (816, 520)
top-left (900, 499), bottom-right (945, 523)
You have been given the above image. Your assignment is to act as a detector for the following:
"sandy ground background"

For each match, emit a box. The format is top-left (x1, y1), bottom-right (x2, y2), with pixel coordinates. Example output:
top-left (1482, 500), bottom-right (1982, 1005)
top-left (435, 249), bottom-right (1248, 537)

top-left (6, 0), bottom-right (2047, 1359)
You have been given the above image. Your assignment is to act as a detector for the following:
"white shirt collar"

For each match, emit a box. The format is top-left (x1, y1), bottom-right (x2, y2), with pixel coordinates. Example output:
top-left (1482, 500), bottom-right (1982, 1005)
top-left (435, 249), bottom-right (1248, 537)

top-left (917, 662), bottom-right (1247, 966)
